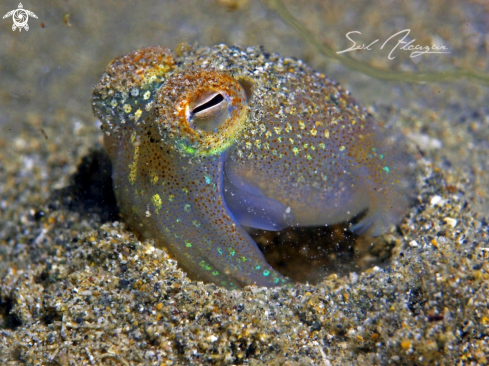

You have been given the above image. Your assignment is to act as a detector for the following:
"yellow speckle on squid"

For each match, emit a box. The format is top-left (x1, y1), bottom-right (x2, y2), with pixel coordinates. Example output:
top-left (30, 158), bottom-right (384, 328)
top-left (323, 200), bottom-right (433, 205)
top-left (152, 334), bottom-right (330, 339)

top-left (134, 108), bottom-right (142, 121)
top-left (143, 91), bottom-right (151, 100)
top-left (325, 130), bottom-right (330, 139)
top-left (310, 128), bottom-right (317, 136)
top-left (152, 194), bottom-right (162, 213)
top-left (123, 104), bottom-right (132, 114)
top-left (130, 131), bottom-right (137, 143)
top-left (128, 146), bottom-right (139, 185)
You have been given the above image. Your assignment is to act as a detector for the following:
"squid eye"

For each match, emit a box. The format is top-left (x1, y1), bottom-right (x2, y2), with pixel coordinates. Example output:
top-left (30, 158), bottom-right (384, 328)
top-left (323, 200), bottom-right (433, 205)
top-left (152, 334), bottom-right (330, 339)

top-left (189, 92), bottom-right (228, 132)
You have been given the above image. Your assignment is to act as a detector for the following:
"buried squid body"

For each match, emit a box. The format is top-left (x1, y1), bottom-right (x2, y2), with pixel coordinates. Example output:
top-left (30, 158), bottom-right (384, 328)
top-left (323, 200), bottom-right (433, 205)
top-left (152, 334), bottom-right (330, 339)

top-left (92, 45), bottom-right (416, 289)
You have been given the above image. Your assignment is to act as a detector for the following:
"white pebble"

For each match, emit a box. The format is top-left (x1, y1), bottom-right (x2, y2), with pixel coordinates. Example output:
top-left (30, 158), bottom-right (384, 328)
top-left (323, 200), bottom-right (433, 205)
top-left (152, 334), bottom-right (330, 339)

top-left (209, 335), bottom-right (218, 342)
top-left (443, 217), bottom-right (457, 228)
top-left (430, 195), bottom-right (442, 206)
top-left (349, 272), bottom-right (359, 284)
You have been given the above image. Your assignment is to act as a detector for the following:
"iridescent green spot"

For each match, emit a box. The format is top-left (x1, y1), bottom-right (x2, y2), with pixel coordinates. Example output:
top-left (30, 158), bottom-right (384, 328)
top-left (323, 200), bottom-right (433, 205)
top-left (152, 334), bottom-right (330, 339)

top-left (307, 154), bottom-right (312, 160)
top-left (383, 166), bottom-right (390, 173)
top-left (176, 218), bottom-right (181, 223)
top-left (263, 270), bottom-right (270, 277)
top-left (168, 194), bottom-right (174, 202)
top-left (183, 146), bottom-right (196, 154)
top-left (192, 220), bottom-right (201, 228)
top-left (217, 247), bottom-right (223, 255)
top-left (205, 175), bottom-right (211, 184)
top-left (319, 143), bottom-right (325, 149)
top-left (241, 256), bottom-right (247, 262)
top-left (182, 187), bottom-right (189, 194)
top-left (255, 264), bottom-right (261, 270)
top-left (274, 277), bottom-right (280, 284)
top-left (185, 241), bottom-right (192, 248)
top-left (184, 204), bottom-right (191, 212)
top-left (339, 145), bottom-right (346, 151)
top-left (372, 148), bottom-right (376, 152)
top-left (212, 271), bottom-right (219, 276)
top-left (143, 90), bottom-right (151, 100)
top-left (228, 248), bottom-right (236, 256)
top-left (380, 154), bottom-right (384, 159)
top-left (292, 147), bottom-right (299, 156)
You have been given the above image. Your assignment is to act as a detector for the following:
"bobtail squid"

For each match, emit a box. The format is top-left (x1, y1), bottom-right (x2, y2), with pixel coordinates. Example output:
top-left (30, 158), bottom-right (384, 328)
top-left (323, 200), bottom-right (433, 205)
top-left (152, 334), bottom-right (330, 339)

top-left (92, 44), bottom-right (416, 289)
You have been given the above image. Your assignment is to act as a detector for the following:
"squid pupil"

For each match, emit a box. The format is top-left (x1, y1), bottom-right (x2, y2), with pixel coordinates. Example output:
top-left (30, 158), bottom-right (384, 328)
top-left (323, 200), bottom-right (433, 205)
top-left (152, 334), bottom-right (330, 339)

top-left (192, 94), bottom-right (224, 114)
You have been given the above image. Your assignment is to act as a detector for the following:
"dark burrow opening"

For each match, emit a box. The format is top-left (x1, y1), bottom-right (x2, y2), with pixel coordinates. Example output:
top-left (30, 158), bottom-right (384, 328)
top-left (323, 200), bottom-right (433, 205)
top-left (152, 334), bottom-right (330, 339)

top-left (54, 148), bottom-right (394, 285)
top-left (51, 146), bottom-right (119, 223)
top-left (247, 224), bottom-right (391, 284)
top-left (0, 297), bottom-right (22, 330)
